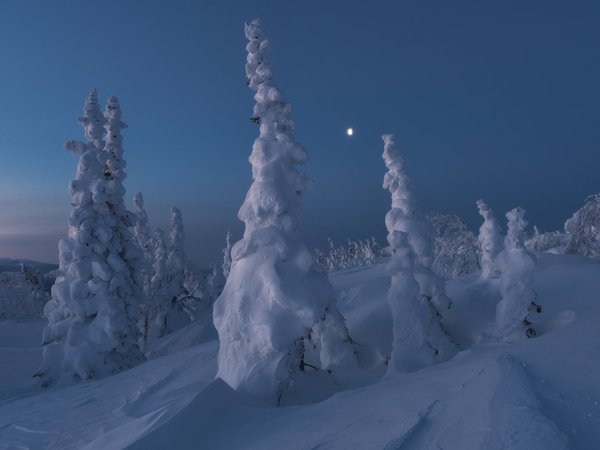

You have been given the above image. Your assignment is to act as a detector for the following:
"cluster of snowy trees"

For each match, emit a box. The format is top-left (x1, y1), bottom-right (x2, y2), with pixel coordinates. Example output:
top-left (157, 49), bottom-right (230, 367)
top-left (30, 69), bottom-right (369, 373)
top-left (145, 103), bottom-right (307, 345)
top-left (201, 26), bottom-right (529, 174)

top-left (35, 91), bottom-right (220, 386)
top-left (525, 227), bottom-right (567, 253)
top-left (23, 18), bottom-right (600, 405)
top-left (475, 201), bottom-right (543, 339)
top-left (314, 237), bottom-right (381, 271)
top-left (424, 192), bottom-right (600, 278)
top-left (312, 194), bottom-right (600, 282)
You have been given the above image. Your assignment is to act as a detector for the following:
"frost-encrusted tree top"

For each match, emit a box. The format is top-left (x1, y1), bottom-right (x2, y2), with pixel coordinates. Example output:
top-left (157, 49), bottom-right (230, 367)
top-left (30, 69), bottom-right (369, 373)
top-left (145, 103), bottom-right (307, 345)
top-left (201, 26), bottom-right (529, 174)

top-left (133, 192), bottom-right (153, 297)
top-left (382, 134), bottom-right (434, 267)
top-left (505, 207), bottom-right (527, 251)
top-left (76, 88), bottom-right (105, 151)
top-left (168, 207), bottom-right (186, 276)
top-left (238, 18), bottom-right (313, 237)
top-left (133, 193), bottom-right (152, 253)
top-left (382, 134), bottom-right (417, 214)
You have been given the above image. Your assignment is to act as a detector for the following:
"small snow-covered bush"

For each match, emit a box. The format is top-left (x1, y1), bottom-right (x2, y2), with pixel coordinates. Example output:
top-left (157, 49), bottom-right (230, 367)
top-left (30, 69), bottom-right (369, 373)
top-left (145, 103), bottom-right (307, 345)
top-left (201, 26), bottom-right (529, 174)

top-left (525, 226), bottom-right (567, 253)
top-left (425, 212), bottom-right (479, 278)
top-left (315, 237), bottom-right (381, 272)
top-left (564, 194), bottom-right (600, 259)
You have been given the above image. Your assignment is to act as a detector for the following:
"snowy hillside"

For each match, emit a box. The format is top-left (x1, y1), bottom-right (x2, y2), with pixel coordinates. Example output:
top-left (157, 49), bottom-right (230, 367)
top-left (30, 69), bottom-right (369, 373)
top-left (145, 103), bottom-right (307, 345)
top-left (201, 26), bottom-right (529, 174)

top-left (1, 252), bottom-right (599, 449)
top-left (0, 259), bottom-right (57, 276)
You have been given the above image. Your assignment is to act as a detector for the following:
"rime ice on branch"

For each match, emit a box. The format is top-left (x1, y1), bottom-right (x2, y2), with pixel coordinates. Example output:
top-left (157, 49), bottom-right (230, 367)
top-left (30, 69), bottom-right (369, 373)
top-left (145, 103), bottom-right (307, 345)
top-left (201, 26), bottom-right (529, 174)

top-left (213, 19), bottom-right (358, 404)
top-left (38, 91), bottom-right (144, 385)
top-left (382, 133), bottom-right (456, 369)
top-left (222, 231), bottom-right (233, 280)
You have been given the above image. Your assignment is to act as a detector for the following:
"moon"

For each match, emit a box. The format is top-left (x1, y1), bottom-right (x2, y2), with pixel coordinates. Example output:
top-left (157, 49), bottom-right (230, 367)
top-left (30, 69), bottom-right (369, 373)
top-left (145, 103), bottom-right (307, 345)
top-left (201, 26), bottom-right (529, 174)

top-left (346, 128), bottom-right (354, 136)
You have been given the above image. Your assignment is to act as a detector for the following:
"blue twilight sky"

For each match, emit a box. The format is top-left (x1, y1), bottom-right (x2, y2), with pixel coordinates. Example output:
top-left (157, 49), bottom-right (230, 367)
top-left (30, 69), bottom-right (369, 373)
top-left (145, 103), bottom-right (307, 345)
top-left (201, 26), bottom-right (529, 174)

top-left (0, 0), bottom-right (599, 266)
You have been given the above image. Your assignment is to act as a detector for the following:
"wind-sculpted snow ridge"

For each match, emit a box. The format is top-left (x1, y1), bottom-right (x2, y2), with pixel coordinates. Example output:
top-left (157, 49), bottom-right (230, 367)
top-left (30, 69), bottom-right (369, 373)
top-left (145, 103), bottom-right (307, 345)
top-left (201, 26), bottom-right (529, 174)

top-left (85, 352), bottom-right (569, 450)
top-left (213, 19), bottom-right (359, 405)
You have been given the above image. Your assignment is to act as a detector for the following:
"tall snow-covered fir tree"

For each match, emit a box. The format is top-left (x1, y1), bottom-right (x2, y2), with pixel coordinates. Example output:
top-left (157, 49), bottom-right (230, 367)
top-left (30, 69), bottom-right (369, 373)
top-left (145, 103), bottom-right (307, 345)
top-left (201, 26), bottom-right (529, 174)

top-left (38, 91), bottom-right (144, 385)
top-left (163, 207), bottom-right (192, 332)
top-left (143, 209), bottom-right (192, 345)
top-left (132, 192), bottom-right (154, 296)
top-left (213, 19), bottom-right (358, 405)
top-left (167, 207), bottom-right (187, 293)
top-left (382, 133), bottom-right (456, 368)
top-left (142, 227), bottom-right (169, 346)
top-left (476, 199), bottom-right (503, 279)
top-left (495, 207), bottom-right (541, 340)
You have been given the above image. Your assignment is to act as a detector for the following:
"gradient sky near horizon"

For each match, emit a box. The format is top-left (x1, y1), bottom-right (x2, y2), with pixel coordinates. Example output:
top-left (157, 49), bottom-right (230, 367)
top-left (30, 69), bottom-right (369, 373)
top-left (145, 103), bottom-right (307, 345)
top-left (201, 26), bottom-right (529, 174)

top-left (1, 0), bottom-right (599, 266)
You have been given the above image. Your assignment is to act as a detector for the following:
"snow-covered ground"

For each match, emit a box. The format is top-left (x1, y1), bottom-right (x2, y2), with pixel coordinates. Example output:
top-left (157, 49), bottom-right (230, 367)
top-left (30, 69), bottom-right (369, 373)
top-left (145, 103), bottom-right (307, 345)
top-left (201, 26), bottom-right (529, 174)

top-left (1, 252), bottom-right (600, 449)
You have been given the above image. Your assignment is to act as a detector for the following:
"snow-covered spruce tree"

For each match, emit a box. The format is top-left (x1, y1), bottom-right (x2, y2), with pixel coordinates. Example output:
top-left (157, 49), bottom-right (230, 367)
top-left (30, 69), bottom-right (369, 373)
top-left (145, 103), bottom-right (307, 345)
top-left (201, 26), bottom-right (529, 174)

top-left (213, 19), bottom-right (358, 405)
top-left (476, 199), bottom-right (503, 279)
top-left (495, 207), bottom-right (541, 340)
top-left (145, 209), bottom-right (192, 344)
top-left (382, 133), bottom-right (456, 366)
top-left (38, 92), bottom-right (144, 385)
top-left (325, 237), bottom-right (337, 271)
top-left (167, 207), bottom-right (186, 291)
top-left (142, 227), bottom-right (168, 347)
top-left (164, 207), bottom-right (193, 330)
top-left (564, 194), bottom-right (600, 259)
top-left (385, 231), bottom-right (433, 371)
top-left (132, 192), bottom-right (154, 296)
top-left (360, 238), bottom-right (379, 266)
